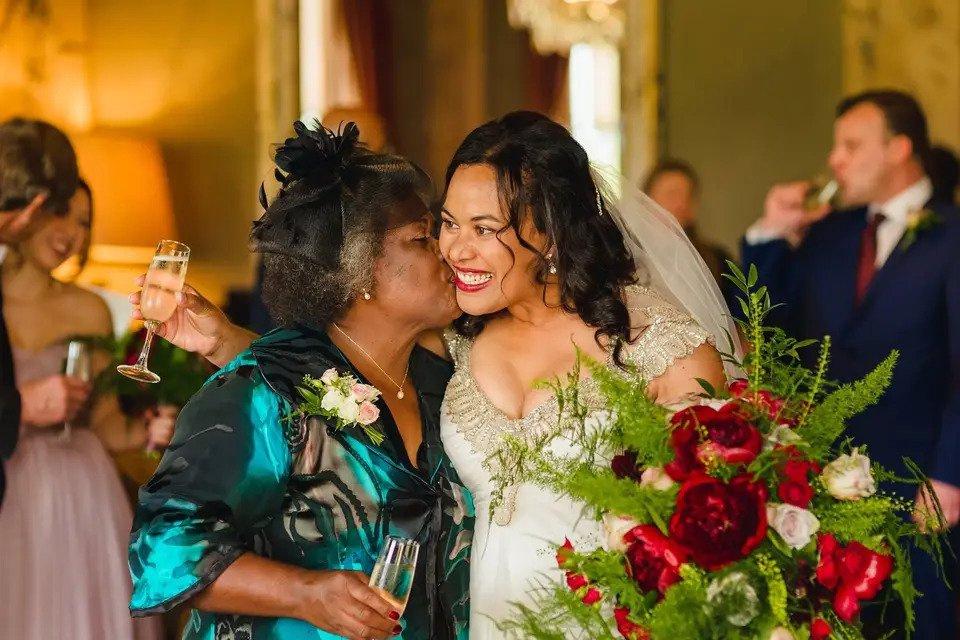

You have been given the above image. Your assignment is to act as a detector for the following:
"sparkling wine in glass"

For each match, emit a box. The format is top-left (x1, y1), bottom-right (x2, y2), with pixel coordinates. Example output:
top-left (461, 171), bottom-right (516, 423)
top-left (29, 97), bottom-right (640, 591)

top-left (61, 339), bottom-right (92, 441)
top-left (369, 536), bottom-right (420, 616)
top-left (803, 176), bottom-right (839, 211)
top-left (117, 240), bottom-right (190, 384)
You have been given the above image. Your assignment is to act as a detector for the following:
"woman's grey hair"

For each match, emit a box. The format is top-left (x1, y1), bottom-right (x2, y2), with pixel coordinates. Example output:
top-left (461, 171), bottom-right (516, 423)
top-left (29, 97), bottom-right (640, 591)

top-left (253, 121), bottom-right (432, 327)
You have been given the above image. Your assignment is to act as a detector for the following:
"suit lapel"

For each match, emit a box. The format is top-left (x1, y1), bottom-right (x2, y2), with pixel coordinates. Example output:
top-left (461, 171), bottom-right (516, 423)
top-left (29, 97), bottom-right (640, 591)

top-left (853, 198), bottom-right (944, 316)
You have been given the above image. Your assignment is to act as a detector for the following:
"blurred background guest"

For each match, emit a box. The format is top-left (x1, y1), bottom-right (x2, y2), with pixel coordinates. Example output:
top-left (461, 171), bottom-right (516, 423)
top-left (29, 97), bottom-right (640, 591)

top-left (644, 158), bottom-right (737, 304)
top-left (0, 177), bottom-right (162, 640)
top-left (742, 89), bottom-right (959, 640)
top-left (929, 145), bottom-right (959, 207)
top-left (0, 118), bottom-right (79, 506)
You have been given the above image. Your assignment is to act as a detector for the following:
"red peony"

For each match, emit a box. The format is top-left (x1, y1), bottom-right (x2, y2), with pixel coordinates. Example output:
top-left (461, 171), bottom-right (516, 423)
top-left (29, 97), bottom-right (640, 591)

top-left (580, 586), bottom-right (603, 605)
top-left (778, 458), bottom-right (821, 508)
top-left (664, 403), bottom-right (762, 481)
top-left (668, 472), bottom-right (768, 570)
top-left (816, 533), bottom-right (894, 622)
top-left (565, 571), bottom-right (588, 590)
top-left (614, 607), bottom-right (650, 640)
top-left (810, 617), bottom-right (832, 640)
top-left (611, 450), bottom-right (644, 481)
top-left (623, 524), bottom-right (689, 597)
top-left (558, 540), bottom-right (604, 605)
top-left (556, 538), bottom-right (574, 568)
top-left (729, 379), bottom-right (788, 422)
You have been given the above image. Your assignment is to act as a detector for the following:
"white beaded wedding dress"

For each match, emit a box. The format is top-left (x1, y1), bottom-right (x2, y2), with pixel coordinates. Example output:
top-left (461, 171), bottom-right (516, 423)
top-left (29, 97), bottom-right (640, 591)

top-left (440, 286), bottom-right (713, 638)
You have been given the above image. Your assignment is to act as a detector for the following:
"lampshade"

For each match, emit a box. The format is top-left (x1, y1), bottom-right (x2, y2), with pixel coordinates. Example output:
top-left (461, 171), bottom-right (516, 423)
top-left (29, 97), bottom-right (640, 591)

top-left (71, 134), bottom-right (176, 252)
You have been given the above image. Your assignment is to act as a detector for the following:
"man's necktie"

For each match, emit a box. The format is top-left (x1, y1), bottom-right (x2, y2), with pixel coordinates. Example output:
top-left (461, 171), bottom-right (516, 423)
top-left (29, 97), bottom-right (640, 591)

top-left (854, 212), bottom-right (886, 306)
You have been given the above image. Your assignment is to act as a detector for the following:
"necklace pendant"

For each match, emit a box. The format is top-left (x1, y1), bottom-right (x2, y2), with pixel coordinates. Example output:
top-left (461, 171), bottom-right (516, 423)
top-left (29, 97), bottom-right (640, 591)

top-left (397, 390), bottom-right (405, 400)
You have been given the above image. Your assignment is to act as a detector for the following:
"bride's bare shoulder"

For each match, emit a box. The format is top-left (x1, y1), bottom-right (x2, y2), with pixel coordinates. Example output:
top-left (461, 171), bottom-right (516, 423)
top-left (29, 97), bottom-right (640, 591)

top-left (646, 342), bottom-right (724, 404)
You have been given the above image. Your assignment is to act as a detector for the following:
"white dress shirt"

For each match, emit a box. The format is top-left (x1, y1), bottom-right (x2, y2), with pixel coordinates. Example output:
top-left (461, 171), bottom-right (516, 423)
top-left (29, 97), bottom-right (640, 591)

top-left (866, 177), bottom-right (933, 268)
top-left (745, 177), bottom-right (933, 269)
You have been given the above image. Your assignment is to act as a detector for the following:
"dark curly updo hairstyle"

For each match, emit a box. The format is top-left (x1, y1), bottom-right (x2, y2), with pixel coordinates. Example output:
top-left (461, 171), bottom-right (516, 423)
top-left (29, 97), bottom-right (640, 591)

top-left (0, 118), bottom-right (79, 215)
top-left (252, 120), bottom-right (432, 327)
top-left (444, 111), bottom-right (637, 363)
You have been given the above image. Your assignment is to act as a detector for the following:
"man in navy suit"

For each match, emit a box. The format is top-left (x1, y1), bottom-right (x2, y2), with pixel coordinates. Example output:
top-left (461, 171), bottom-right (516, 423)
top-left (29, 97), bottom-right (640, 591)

top-left (742, 90), bottom-right (960, 639)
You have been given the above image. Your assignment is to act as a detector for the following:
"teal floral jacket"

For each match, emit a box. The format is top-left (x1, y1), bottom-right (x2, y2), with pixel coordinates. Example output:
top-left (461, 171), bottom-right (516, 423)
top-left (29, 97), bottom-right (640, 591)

top-left (128, 325), bottom-right (474, 639)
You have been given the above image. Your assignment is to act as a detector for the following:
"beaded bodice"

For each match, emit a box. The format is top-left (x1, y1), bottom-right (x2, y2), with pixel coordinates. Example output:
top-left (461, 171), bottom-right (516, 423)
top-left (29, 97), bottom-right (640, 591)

top-left (441, 286), bottom-right (711, 525)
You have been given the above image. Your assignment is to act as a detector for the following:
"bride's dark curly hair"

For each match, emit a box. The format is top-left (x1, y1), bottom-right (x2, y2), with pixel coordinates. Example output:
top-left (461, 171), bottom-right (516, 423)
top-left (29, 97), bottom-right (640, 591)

top-left (443, 111), bottom-right (637, 363)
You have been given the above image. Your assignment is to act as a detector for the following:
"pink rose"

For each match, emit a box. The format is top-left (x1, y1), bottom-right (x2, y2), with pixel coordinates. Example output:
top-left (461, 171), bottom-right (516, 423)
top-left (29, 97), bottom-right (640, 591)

top-left (351, 383), bottom-right (380, 403)
top-left (357, 401), bottom-right (380, 425)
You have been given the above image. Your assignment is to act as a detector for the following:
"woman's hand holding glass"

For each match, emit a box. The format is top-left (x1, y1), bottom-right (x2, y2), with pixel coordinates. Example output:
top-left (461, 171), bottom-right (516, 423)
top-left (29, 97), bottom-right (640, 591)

top-left (296, 570), bottom-right (401, 639)
top-left (129, 276), bottom-right (255, 368)
top-left (19, 374), bottom-right (91, 427)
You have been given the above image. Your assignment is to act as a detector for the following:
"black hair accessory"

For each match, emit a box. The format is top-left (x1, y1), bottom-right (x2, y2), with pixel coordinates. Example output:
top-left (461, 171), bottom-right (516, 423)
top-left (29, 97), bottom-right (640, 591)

top-left (258, 120), bottom-right (360, 210)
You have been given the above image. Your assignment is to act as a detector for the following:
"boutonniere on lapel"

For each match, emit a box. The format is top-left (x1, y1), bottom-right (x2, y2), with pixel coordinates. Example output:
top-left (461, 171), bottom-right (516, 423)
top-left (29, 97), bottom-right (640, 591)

top-left (900, 208), bottom-right (942, 252)
top-left (287, 368), bottom-right (385, 445)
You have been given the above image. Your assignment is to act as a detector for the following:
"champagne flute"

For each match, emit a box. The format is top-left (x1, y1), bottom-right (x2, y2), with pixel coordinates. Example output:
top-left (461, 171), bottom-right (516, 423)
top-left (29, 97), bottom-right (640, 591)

top-left (61, 339), bottom-right (92, 441)
top-left (368, 536), bottom-right (420, 616)
top-left (118, 240), bottom-right (190, 383)
top-left (804, 175), bottom-right (839, 211)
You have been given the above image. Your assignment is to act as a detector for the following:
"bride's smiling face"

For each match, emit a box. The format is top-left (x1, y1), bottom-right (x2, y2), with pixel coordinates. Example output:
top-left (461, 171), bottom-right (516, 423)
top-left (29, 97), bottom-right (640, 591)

top-left (439, 163), bottom-right (551, 316)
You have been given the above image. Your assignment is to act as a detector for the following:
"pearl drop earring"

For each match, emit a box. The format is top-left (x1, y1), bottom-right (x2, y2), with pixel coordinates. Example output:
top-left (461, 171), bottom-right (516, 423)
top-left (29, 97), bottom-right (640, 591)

top-left (362, 290), bottom-right (372, 300)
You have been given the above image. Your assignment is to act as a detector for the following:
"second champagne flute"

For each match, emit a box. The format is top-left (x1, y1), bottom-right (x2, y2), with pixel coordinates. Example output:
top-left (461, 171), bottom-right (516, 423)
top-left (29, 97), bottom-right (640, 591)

top-left (61, 339), bottom-right (92, 442)
top-left (117, 240), bottom-right (190, 383)
top-left (368, 536), bottom-right (420, 617)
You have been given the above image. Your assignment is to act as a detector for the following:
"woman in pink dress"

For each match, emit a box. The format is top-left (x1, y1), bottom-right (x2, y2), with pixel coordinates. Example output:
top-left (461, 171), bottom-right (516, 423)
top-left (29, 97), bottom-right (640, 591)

top-left (0, 182), bottom-right (162, 640)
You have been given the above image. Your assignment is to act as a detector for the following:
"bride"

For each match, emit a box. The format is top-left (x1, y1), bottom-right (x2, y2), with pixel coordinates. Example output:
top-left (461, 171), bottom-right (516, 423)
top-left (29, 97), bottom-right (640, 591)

top-left (145, 112), bottom-right (739, 637)
top-left (436, 111), bottom-right (737, 637)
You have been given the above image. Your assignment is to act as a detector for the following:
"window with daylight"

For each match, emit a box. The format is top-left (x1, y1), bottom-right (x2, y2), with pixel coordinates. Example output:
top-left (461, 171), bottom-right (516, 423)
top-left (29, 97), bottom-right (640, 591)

top-left (568, 41), bottom-right (622, 183)
top-left (298, 0), bottom-right (360, 123)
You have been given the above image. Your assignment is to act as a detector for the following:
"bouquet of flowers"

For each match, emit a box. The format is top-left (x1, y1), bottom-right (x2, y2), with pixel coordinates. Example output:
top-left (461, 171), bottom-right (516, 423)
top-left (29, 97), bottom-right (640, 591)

top-left (493, 265), bottom-right (949, 640)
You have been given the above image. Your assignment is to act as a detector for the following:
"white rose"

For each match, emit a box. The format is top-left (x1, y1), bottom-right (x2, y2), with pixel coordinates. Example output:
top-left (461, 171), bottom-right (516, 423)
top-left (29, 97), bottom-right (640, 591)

top-left (338, 397), bottom-right (361, 422)
top-left (698, 398), bottom-right (730, 410)
top-left (705, 571), bottom-right (760, 627)
top-left (766, 503), bottom-right (820, 550)
top-left (768, 627), bottom-right (795, 640)
top-left (763, 424), bottom-right (802, 452)
top-left (821, 449), bottom-right (876, 501)
top-left (321, 388), bottom-right (346, 412)
top-left (666, 397), bottom-right (726, 413)
top-left (639, 466), bottom-right (675, 491)
top-left (602, 514), bottom-right (639, 552)
top-left (320, 367), bottom-right (338, 385)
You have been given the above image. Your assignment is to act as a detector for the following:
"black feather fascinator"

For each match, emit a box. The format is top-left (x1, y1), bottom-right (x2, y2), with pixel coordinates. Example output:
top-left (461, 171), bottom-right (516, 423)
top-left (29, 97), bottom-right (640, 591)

top-left (251, 120), bottom-right (363, 264)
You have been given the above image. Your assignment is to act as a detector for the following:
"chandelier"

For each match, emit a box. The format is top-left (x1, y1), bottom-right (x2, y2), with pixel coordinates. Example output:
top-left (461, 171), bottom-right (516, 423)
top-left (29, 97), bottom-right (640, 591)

top-left (507, 0), bottom-right (625, 55)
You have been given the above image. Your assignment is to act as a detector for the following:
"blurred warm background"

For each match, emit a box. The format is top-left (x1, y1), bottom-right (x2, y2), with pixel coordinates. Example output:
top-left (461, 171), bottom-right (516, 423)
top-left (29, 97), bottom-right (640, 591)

top-left (1, 3), bottom-right (959, 637)
top-left (2, 0), bottom-right (956, 309)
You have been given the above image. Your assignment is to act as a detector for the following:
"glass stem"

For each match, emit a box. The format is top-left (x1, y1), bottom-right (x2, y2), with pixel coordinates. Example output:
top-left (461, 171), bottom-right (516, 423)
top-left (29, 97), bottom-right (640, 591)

top-left (136, 323), bottom-right (157, 370)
